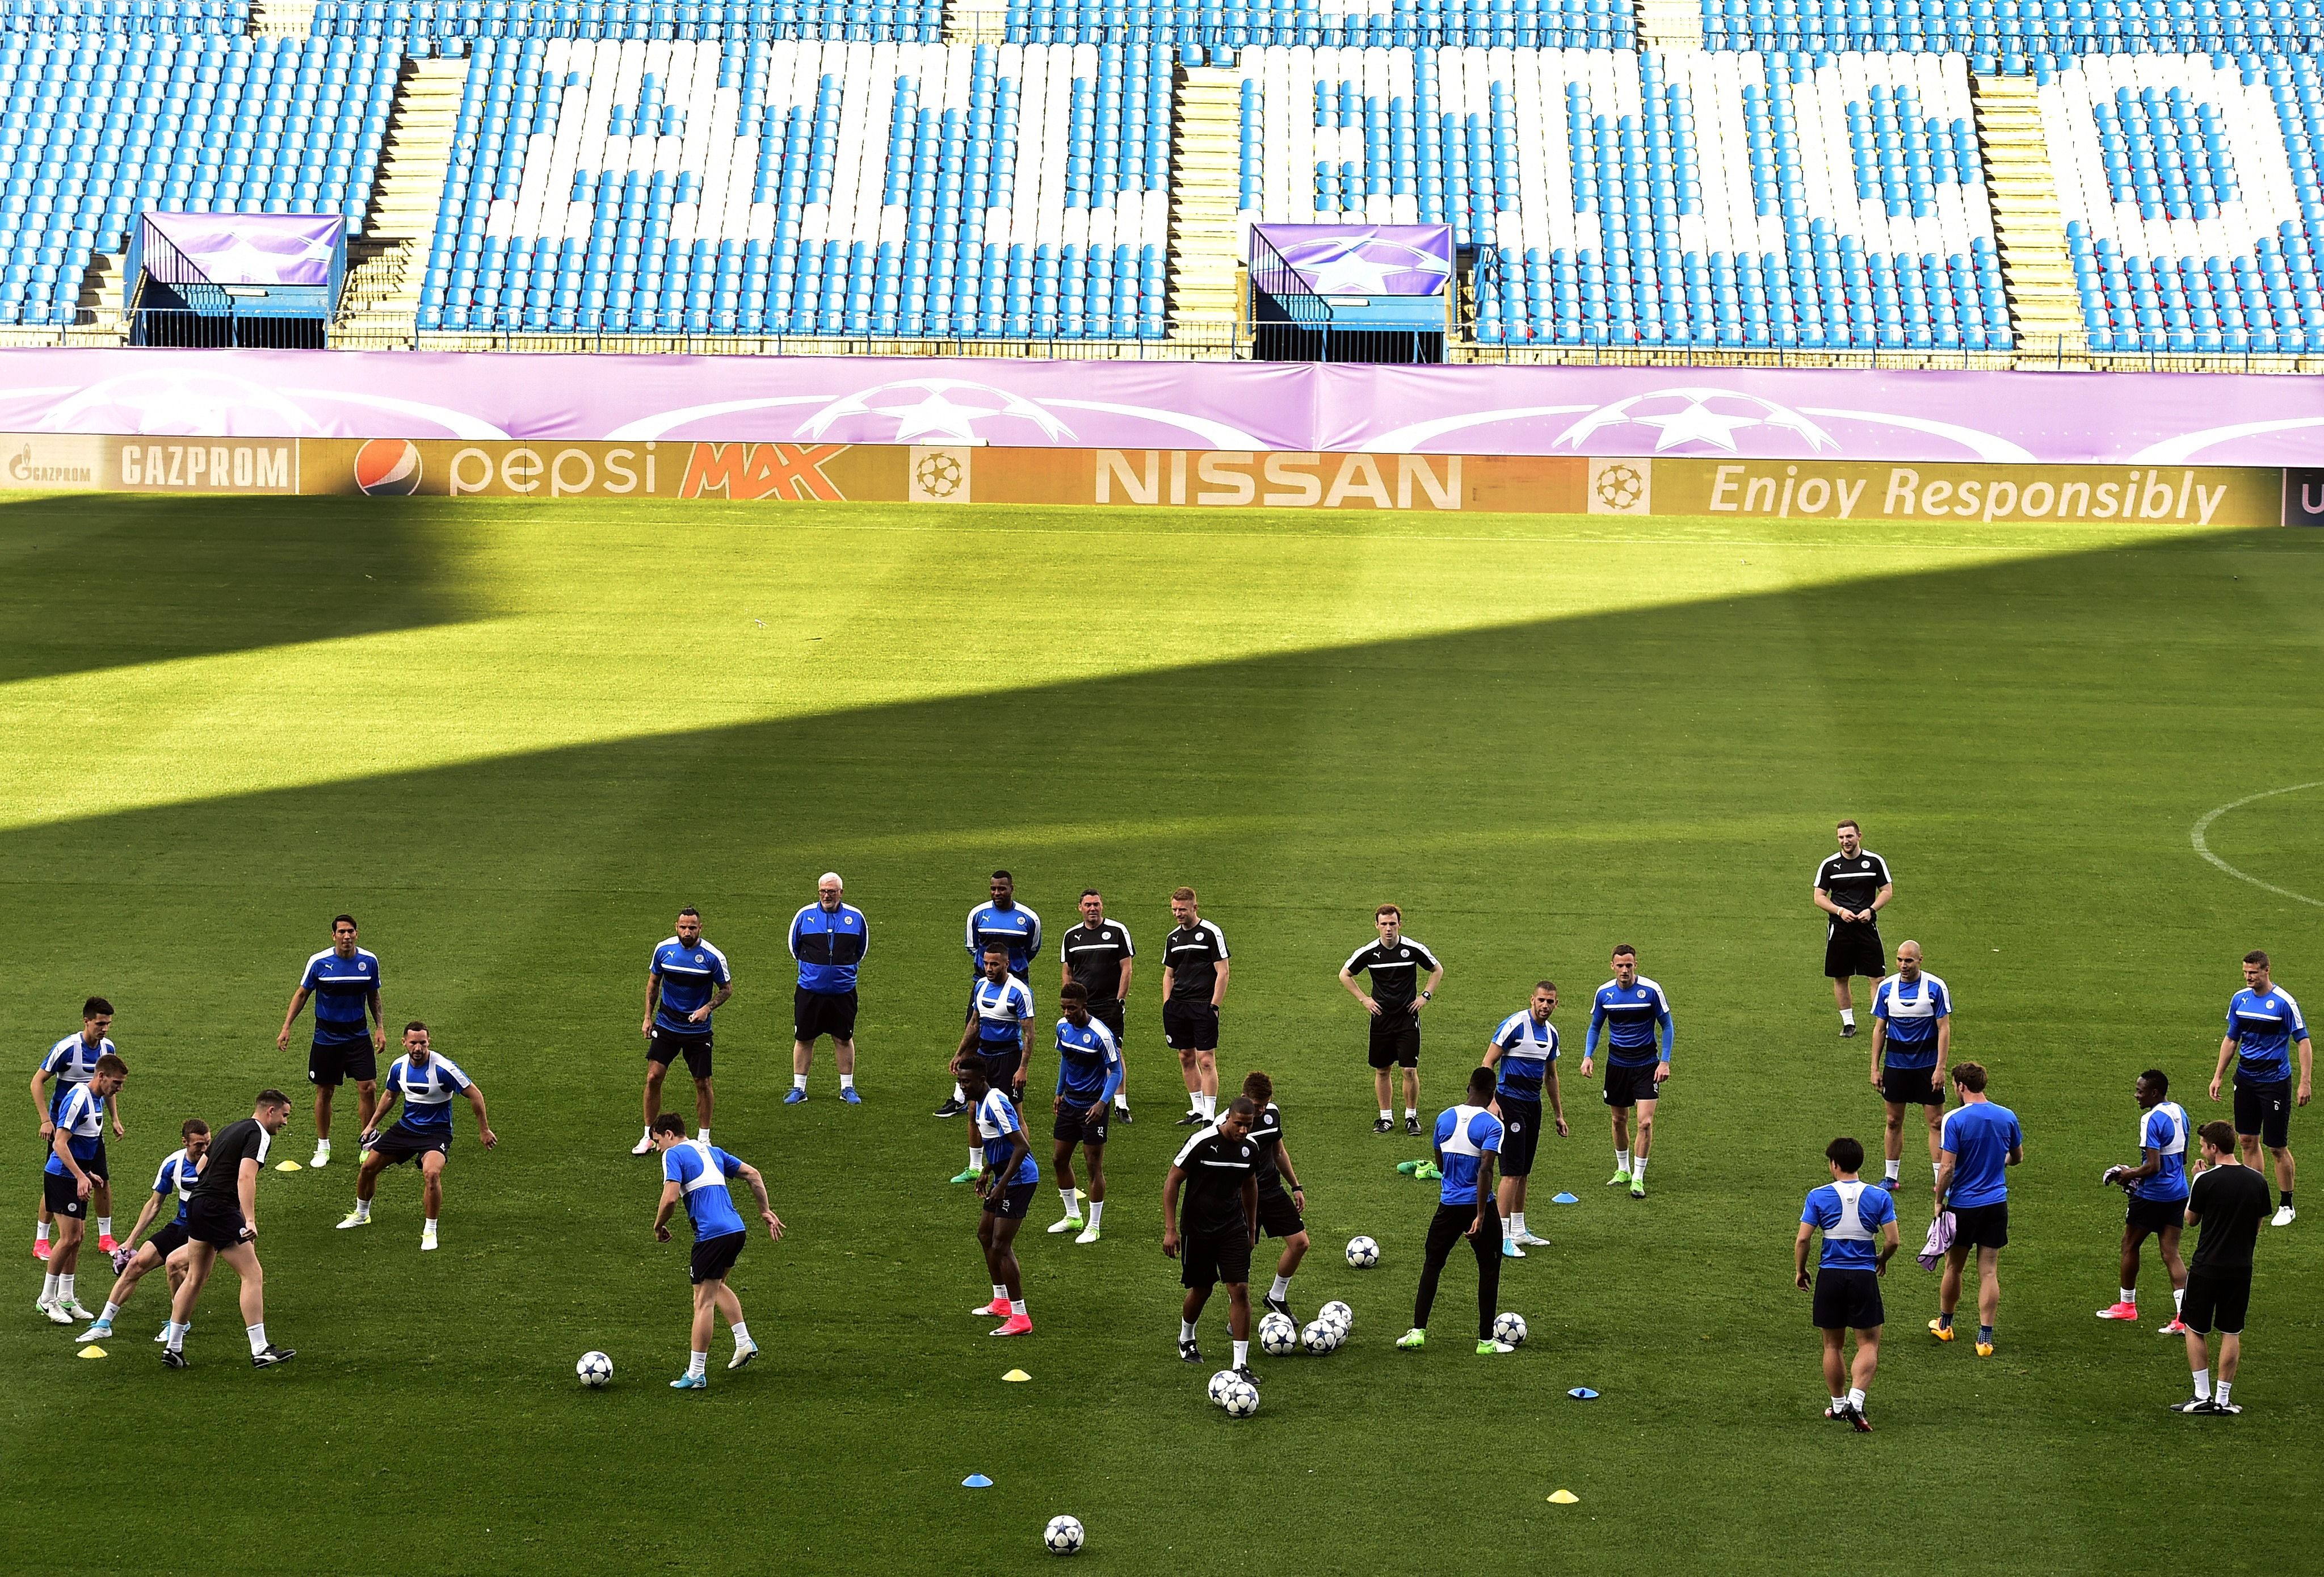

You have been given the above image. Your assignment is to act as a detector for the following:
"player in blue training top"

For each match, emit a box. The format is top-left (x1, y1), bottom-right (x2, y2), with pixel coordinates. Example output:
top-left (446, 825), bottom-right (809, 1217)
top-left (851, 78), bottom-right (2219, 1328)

top-left (961, 1055), bottom-right (1040, 1337)
top-left (1397, 1067), bottom-right (1513, 1354)
top-left (276, 915), bottom-right (386, 1169)
top-left (31, 996), bottom-right (125, 1260)
top-left (937, 870), bottom-right (1044, 1118)
top-left (787, 871), bottom-right (869, 1106)
top-left (2098, 1068), bottom-right (2191, 1332)
top-left (1869, 941), bottom-right (1952, 1194)
top-left (949, 945), bottom-right (1035, 1184)
top-left (1581, 945), bottom-right (1674, 1199)
top-left (1047, 983), bottom-right (1123, 1243)
top-left (337, 1021), bottom-right (497, 1252)
top-left (1482, 982), bottom-right (1568, 1256)
top-left (632, 908), bottom-right (733, 1157)
top-left (2209, 949), bottom-right (2310, 1228)
top-left (38, 1052), bottom-right (128, 1326)
top-left (652, 1114), bottom-right (782, 1389)
top-left (1794, 1135), bottom-right (1899, 1432)
top-left (78, 1117), bottom-right (208, 1343)
top-left (1932, 1062), bottom-right (2024, 1356)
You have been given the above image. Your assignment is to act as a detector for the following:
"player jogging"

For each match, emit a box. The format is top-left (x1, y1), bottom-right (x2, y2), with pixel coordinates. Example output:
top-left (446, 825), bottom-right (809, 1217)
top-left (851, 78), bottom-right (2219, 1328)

top-left (1795, 1135), bottom-right (1899, 1433)
top-left (1869, 942), bottom-right (1951, 1192)
top-left (1162, 888), bottom-right (1230, 1127)
top-left (2098, 1069), bottom-right (2191, 1332)
top-left (1340, 904), bottom-right (1444, 1136)
top-left (1060, 888), bottom-right (1136, 1124)
top-left (1484, 982), bottom-right (1567, 1256)
top-left (961, 1056), bottom-right (1038, 1336)
top-left (787, 871), bottom-right (868, 1105)
top-left (1047, 983), bottom-right (1122, 1242)
top-left (1814, 820), bottom-right (1892, 1037)
top-left (276, 914), bottom-right (385, 1169)
top-left (651, 1114), bottom-right (782, 1388)
top-left (1242, 1071), bottom-right (1310, 1322)
top-left (2210, 950), bottom-right (2310, 1227)
top-left (1581, 946), bottom-right (1672, 1199)
top-left (1164, 1096), bottom-right (1260, 1379)
top-left (78, 1119), bottom-right (208, 1342)
top-left (2172, 1120), bottom-right (2271, 1415)
top-left (1398, 1066), bottom-right (1512, 1354)
top-left (1931, 1062), bottom-right (2023, 1356)
top-left (162, 1089), bottom-right (295, 1370)
top-left (632, 908), bottom-right (732, 1156)
top-left (36, 1052), bottom-right (127, 1326)
top-left (337, 1022), bottom-right (497, 1251)
top-left (951, 945), bottom-right (1034, 1184)
top-left (938, 871), bottom-right (1043, 1117)
top-left (31, 996), bottom-right (124, 1261)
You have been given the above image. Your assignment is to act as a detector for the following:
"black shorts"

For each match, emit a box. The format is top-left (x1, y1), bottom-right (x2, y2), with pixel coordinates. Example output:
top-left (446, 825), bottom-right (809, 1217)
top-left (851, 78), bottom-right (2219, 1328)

top-left (1881, 1062), bottom-right (1945, 1106)
top-left (369, 1123), bottom-right (450, 1167)
top-left (186, 1193), bottom-right (250, 1249)
top-left (690, 1228), bottom-right (745, 1285)
top-left (43, 1169), bottom-right (86, 1218)
top-left (1601, 1061), bottom-right (1662, 1108)
top-left (647, 1027), bottom-right (713, 1079)
top-left (1052, 1103), bottom-right (1110, 1147)
top-left (147, 1221), bottom-right (191, 1259)
top-left (975, 1046), bottom-right (1024, 1090)
top-left (1949, 1201), bottom-right (2009, 1250)
top-left (984, 1180), bottom-right (1037, 1220)
top-left (41, 1131), bottom-right (111, 1182)
top-left (1825, 921), bottom-right (1885, 979)
top-left (1163, 1001), bottom-right (1219, 1052)
top-left (2182, 1266), bottom-right (2252, 1335)
top-left (1179, 1226), bottom-right (1252, 1289)
top-left (1089, 999), bottom-right (1125, 1043)
top-left (1497, 1096), bottom-right (1543, 1177)
top-left (1812, 1266), bottom-right (1886, 1330)
top-left (794, 987), bottom-right (859, 1043)
top-left (1256, 1185), bottom-right (1305, 1239)
top-left (309, 1037), bottom-right (379, 1088)
top-left (2126, 1193), bottom-right (2188, 1234)
top-left (1367, 1014), bottom-right (1421, 1069)
top-left (2234, 1077), bottom-right (2293, 1149)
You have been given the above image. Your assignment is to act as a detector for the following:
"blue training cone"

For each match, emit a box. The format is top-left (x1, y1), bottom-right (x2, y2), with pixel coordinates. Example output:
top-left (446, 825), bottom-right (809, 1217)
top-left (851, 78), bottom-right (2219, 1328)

top-left (962, 1474), bottom-right (993, 1488)
top-left (1567, 1387), bottom-right (1599, 1400)
top-left (1550, 1192), bottom-right (1579, 1205)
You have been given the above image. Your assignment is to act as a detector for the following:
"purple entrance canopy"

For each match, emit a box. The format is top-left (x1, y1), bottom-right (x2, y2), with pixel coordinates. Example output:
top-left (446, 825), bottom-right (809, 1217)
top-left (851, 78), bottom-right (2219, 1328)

top-left (1251, 225), bottom-right (1454, 296)
top-left (140, 213), bottom-right (344, 287)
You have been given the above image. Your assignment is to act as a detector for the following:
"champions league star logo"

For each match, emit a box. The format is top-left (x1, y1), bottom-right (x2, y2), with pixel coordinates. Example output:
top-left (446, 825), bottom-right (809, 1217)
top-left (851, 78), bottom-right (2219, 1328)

top-left (796, 378), bottom-right (1077, 445)
top-left (1271, 230), bottom-right (1453, 296)
top-left (1554, 388), bottom-right (1839, 455)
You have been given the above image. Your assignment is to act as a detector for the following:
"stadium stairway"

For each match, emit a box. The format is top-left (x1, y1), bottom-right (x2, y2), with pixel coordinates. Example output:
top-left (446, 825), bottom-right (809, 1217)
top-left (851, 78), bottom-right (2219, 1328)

top-left (249, 0), bottom-right (316, 34)
top-left (1634, 0), bottom-right (1700, 50)
top-left (1973, 70), bottom-right (2086, 359)
top-left (337, 54), bottom-right (467, 341)
top-left (1166, 61), bottom-right (1243, 343)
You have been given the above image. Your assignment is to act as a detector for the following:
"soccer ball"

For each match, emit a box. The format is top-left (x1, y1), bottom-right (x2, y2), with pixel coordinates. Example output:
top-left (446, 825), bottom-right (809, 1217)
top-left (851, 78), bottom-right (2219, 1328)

top-left (1043, 1516), bottom-right (1085, 1556)
top-left (1493, 1311), bottom-right (1528, 1347)
top-left (1319, 1299), bottom-right (1353, 1333)
top-left (1300, 1320), bottom-right (1336, 1355)
top-left (1220, 1379), bottom-right (1260, 1418)
top-left (576, 1350), bottom-right (613, 1388)
top-left (1207, 1369), bottom-right (1240, 1406)
top-left (1346, 1236), bottom-right (1380, 1268)
top-left (1258, 1312), bottom-right (1300, 1357)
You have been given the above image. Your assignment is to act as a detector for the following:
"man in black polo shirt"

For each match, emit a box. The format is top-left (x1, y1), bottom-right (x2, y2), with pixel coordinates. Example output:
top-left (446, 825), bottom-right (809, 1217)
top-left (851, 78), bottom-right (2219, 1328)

top-left (1060, 888), bottom-right (1136, 1125)
top-left (1162, 887), bottom-right (1230, 1128)
top-left (1813, 819), bottom-right (1893, 1038)
top-left (163, 1089), bottom-right (295, 1370)
top-left (2174, 1119), bottom-right (2273, 1415)
top-left (1340, 903), bottom-right (1445, 1136)
top-left (1163, 1096), bottom-right (1260, 1381)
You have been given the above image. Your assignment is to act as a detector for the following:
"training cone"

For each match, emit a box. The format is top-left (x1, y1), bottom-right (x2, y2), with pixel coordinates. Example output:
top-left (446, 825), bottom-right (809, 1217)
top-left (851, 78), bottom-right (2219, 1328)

top-left (77, 1344), bottom-right (106, 1359)
top-left (274, 1159), bottom-right (303, 1171)
top-left (1002, 1369), bottom-right (1031, 1382)
top-left (1550, 1192), bottom-right (1579, 1205)
top-left (1567, 1387), bottom-right (1599, 1400)
top-left (961, 1474), bottom-right (993, 1488)
top-left (1548, 1490), bottom-right (1580, 1504)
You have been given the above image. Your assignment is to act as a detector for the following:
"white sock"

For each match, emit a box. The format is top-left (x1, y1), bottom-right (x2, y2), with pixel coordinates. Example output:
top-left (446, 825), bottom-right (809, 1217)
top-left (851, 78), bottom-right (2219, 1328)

top-left (970, 1147), bottom-right (985, 1171)
top-left (695, 1128), bottom-right (708, 1145)
top-left (2217, 1379), bottom-right (2233, 1406)
top-left (731, 1320), bottom-right (752, 1347)
top-left (2121, 1287), bottom-right (2136, 1305)
top-left (1200, 1093), bottom-right (1216, 1119)
top-left (1086, 1201), bottom-right (1105, 1230)
top-left (1840, 1008), bottom-right (1855, 1027)
top-left (1270, 1274), bottom-right (1292, 1300)
top-left (353, 1199), bottom-right (371, 1221)
top-left (952, 1082), bottom-right (966, 1102)
top-left (993, 1282), bottom-right (1008, 1303)
top-left (1616, 1150), bottom-right (1631, 1174)
top-left (423, 1217), bottom-right (438, 1236)
top-left (100, 1300), bottom-right (120, 1323)
top-left (1511, 1211), bottom-right (1526, 1236)
top-left (840, 1073), bottom-right (856, 1091)
top-left (1060, 1188), bottom-right (1079, 1215)
top-left (165, 1321), bottom-right (185, 1352)
top-left (316, 1138), bottom-right (330, 1156)
top-left (688, 1349), bottom-right (707, 1378)
top-left (1404, 1108), bottom-right (1417, 1120)
top-left (35, 1222), bottom-right (50, 1245)
top-left (2174, 1287), bottom-right (2185, 1314)
top-left (1884, 1160), bottom-right (1901, 1182)
top-left (1631, 1154), bottom-right (1648, 1183)
top-left (792, 1074), bottom-right (809, 1091)
top-left (1113, 1093), bottom-right (1129, 1110)
top-left (1179, 1319), bottom-right (1196, 1342)
top-left (2192, 1367), bottom-right (2211, 1399)
top-left (40, 1273), bottom-right (58, 1303)
top-left (641, 1126), bottom-right (655, 1143)
top-left (247, 1322), bottom-right (267, 1356)
top-left (1831, 1393), bottom-right (1848, 1411)
top-left (1847, 1386), bottom-right (1865, 1411)
top-left (1010, 1298), bottom-right (1027, 1318)
top-left (96, 1217), bottom-right (111, 1237)
top-left (1380, 1108), bottom-right (1393, 1122)
top-left (58, 1274), bottom-right (74, 1303)
top-left (1232, 1339), bottom-right (1249, 1367)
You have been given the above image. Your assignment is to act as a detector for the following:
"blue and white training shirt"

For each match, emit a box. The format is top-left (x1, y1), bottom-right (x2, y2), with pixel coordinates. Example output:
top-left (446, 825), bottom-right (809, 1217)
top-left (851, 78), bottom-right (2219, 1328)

top-left (974, 1087), bottom-right (1041, 1185)
top-left (1490, 1010), bottom-right (1560, 1099)
top-left (664, 1139), bottom-right (749, 1239)
top-left (300, 946), bottom-right (381, 1044)
top-left (1940, 1101), bottom-right (2023, 1209)
top-left (2132, 1101), bottom-right (2190, 1203)
top-left (2225, 986), bottom-right (2309, 1085)
top-left (651, 935), bottom-right (732, 1035)
top-left (965, 900), bottom-right (1043, 975)
top-left (969, 974), bottom-right (1036, 1055)
top-left (1054, 1015), bottom-right (1124, 1106)
top-left (1432, 1103), bottom-right (1504, 1206)
top-left (1587, 976), bottom-right (1674, 1066)
top-left (152, 1147), bottom-right (201, 1225)
top-left (44, 1084), bottom-right (105, 1173)
top-left (1872, 972), bottom-right (1951, 1069)
top-left (383, 1052), bottom-right (474, 1138)
top-left (39, 1031), bottom-right (114, 1115)
top-left (789, 901), bottom-right (869, 994)
top-left (1802, 1178), bottom-right (1898, 1271)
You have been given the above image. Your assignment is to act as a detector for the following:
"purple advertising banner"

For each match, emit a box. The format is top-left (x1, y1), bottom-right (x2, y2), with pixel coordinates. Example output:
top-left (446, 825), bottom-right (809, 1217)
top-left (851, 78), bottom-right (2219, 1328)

top-left (141, 214), bottom-right (344, 287)
top-left (1251, 225), bottom-right (1454, 296)
top-left (2, 349), bottom-right (2323, 464)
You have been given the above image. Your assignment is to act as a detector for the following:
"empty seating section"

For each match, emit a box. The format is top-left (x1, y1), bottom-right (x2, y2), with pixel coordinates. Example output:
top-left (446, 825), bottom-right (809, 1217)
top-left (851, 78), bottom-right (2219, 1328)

top-left (1003, 0), bottom-right (1628, 62)
top-left (0, 31), bottom-right (396, 325)
top-left (308, 0), bottom-right (944, 49)
top-left (1701, 0), bottom-right (2324, 75)
top-left (419, 36), bottom-right (1171, 334)
top-left (2046, 53), bottom-right (2324, 349)
top-left (3, 0), bottom-right (247, 33)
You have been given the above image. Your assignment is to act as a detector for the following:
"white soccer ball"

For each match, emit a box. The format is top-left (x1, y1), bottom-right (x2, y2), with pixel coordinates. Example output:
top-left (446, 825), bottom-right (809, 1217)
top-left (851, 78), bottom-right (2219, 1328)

top-left (1300, 1320), bottom-right (1336, 1355)
top-left (1494, 1311), bottom-right (1528, 1347)
top-left (1207, 1369), bottom-right (1240, 1406)
top-left (576, 1350), bottom-right (613, 1388)
top-left (1220, 1379), bottom-right (1260, 1417)
top-left (1319, 1299), bottom-right (1353, 1333)
top-left (1258, 1312), bottom-right (1299, 1357)
top-left (1346, 1235), bottom-right (1380, 1268)
top-left (1043, 1515), bottom-right (1085, 1556)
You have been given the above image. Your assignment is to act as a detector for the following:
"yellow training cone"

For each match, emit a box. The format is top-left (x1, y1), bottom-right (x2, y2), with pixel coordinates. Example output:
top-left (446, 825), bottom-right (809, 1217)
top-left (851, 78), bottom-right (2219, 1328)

top-left (78, 1345), bottom-right (107, 1359)
top-left (1547, 1490), bottom-right (1579, 1504)
top-left (1002, 1369), bottom-right (1031, 1382)
top-left (274, 1159), bottom-right (304, 1171)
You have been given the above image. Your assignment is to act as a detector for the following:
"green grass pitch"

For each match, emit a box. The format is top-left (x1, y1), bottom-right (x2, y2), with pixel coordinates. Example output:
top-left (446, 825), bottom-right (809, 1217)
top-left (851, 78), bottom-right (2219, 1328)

top-left (2, 493), bottom-right (2320, 1575)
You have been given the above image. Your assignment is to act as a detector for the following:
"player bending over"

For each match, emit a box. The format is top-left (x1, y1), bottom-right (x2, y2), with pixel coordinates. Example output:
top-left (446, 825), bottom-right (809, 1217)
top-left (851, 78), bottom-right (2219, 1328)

top-left (652, 1114), bottom-right (781, 1389)
top-left (78, 1118), bottom-right (207, 1343)
top-left (1242, 1072), bottom-right (1310, 1323)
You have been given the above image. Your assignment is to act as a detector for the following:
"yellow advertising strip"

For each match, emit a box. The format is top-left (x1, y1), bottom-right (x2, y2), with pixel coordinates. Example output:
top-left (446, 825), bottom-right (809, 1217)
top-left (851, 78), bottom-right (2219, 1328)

top-left (1649, 458), bottom-right (2278, 529)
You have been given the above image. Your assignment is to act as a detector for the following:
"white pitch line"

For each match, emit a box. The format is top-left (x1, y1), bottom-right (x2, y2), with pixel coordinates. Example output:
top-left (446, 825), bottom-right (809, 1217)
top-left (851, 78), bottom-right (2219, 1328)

top-left (2191, 782), bottom-right (2324, 908)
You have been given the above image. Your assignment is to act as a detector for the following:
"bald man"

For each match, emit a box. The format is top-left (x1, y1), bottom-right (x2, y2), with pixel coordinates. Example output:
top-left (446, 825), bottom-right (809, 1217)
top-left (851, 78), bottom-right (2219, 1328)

top-left (788, 873), bottom-right (870, 1105)
top-left (1869, 941), bottom-right (1952, 1193)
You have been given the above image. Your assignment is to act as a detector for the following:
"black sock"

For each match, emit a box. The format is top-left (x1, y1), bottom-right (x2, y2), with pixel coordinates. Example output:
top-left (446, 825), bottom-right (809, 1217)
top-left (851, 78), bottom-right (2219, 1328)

top-left (2283, 1190), bottom-right (2294, 1207)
